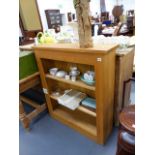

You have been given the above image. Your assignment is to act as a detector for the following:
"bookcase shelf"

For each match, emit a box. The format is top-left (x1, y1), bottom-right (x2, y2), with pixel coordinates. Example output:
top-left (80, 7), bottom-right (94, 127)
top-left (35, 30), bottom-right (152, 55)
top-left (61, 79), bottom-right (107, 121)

top-left (50, 94), bottom-right (96, 117)
top-left (46, 73), bottom-right (95, 91)
top-left (33, 43), bottom-right (118, 144)
top-left (52, 105), bottom-right (97, 139)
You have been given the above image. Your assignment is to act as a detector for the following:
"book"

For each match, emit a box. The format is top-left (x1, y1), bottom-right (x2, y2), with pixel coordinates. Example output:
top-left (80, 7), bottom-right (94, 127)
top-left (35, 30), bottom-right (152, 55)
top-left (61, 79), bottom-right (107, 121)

top-left (57, 89), bottom-right (87, 110)
top-left (81, 97), bottom-right (96, 109)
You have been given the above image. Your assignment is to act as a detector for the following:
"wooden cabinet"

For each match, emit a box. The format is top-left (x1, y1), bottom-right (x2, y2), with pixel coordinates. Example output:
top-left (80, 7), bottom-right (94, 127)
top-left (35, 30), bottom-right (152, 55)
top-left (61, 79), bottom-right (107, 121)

top-left (45, 9), bottom-right (62, 29)
top-left (33, 43), bottom-right (118, 144)
top-left (114, 48), bottom-right (135, 125)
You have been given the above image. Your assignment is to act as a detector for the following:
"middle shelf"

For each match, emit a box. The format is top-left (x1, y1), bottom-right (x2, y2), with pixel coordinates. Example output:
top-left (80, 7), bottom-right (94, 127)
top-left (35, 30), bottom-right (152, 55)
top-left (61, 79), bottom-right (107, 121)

top-left (46, 73), bottom-right (95, 91)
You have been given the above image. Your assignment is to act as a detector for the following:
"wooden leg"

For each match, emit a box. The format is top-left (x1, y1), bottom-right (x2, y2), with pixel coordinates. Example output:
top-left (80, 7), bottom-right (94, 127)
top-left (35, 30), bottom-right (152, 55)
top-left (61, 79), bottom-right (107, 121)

top-left (19, 99), bottom-right (30, 130)
top-left (27, 103), bottom-right (46, 121)
top-left (116, 144), bottom-right (121, 155)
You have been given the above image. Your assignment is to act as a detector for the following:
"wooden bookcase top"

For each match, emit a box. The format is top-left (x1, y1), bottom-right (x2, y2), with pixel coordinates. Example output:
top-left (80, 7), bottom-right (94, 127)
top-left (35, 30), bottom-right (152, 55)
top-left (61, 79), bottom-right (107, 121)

top-left (33, 43), bottom-right (118, 54)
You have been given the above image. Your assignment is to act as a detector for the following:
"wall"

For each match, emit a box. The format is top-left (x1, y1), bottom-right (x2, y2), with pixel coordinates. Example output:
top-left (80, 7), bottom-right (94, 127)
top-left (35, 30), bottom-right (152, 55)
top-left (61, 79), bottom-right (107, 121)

top-left (105, 0), bottom-right (116, 15)
top-left (105, 0), bottom-right (135, 15)
top-left (37, 0), bottom-right (100, 31)
top-left (37, 0), bottom-right (75, 30)
top-left (90, 0), bottom-right (100, 16)
top-left (37, 0), bottom-right (134, 30)
top-left (119, 0), bottom-right (135, 12)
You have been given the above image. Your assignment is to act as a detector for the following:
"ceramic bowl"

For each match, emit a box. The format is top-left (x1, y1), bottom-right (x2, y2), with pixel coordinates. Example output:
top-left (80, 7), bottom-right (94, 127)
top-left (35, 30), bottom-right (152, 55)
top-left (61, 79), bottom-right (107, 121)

top-left (84, 71), bottom-right (95, 81)
top-left (56, 70), bottom-right (67, 78)
top-left (80, 76), bottom-right (95, 86)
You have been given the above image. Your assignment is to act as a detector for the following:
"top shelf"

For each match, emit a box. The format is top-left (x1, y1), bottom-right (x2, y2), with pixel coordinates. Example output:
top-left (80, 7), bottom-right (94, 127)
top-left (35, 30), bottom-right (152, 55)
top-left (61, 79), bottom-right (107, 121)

top-left (46, 74), bottom-right (95, 91)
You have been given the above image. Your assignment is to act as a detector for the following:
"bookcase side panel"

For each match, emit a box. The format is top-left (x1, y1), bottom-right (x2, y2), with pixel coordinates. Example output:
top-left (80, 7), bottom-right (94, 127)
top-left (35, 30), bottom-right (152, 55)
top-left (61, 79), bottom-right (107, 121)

top-left (96, 50), bottom-right (116, 144)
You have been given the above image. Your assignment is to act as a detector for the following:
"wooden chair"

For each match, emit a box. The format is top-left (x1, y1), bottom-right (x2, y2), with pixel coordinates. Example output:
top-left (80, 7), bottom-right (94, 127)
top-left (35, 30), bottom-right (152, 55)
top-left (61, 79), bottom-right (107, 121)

top-left (116, 105), bottom-right (135, 155)
top-left (19, 72), bottom-right (47, 130)
top-left (116, 130), bottom-right (135, 155)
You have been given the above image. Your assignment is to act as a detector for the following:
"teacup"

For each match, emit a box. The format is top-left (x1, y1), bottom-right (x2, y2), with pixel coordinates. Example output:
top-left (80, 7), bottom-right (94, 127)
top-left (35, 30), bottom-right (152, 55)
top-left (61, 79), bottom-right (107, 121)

top-left (49, 68), bottom-right (58, 76)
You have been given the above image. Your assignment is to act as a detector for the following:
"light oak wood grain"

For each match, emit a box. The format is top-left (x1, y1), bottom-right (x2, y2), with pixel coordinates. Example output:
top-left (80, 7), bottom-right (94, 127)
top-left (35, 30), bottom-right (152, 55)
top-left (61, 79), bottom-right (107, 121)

top-left (20, 95), bottom-right (40, 109)
top-left (114, 48), bottom-right (135, 125)
top-left (52, 105), bottom-right (97, 141)
top-left (19, 72), bottom-right (40, 93)
top-left (33, 43), bottom-right (118, 144)
top-left (19, 72), bottom-right (47, 130)
top-left (46, 74), bottom-right (95, 91)
top-left (50, 94), bottom-right (96, 117)
top-left (32, 43), bottom-right (118, 54)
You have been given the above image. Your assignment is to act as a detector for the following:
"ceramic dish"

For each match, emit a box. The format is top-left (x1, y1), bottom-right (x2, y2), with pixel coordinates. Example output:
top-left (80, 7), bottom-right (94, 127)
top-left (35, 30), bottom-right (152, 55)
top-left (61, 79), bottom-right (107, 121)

top-left (56, 70), bottom-right (67, 78)
top-left (80, 76), bottom-right (95, 86)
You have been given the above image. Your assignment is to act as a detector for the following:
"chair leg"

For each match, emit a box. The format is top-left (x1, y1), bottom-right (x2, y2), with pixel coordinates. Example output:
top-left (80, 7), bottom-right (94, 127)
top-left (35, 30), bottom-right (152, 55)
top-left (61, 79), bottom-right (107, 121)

top-left (19, 99), bottom-right (30, 131)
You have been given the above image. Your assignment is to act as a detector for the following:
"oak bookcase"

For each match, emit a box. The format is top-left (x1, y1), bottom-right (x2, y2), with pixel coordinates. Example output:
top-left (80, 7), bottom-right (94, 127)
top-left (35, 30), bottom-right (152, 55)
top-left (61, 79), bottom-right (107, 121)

top-left (33, 43), bottom-right (118, 144)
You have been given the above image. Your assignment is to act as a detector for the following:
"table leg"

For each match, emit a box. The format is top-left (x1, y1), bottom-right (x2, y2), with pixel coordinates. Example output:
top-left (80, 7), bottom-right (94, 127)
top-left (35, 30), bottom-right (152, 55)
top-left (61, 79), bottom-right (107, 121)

top-left (19, 99), bottom-right (30, 131)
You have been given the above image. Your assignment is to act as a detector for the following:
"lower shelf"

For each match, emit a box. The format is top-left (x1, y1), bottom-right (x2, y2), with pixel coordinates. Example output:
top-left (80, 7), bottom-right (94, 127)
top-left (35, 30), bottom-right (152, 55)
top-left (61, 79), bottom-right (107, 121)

top-left (50, 94), bottom-right (96, 117)
top-left (52, 105), bottom-right (97, 141)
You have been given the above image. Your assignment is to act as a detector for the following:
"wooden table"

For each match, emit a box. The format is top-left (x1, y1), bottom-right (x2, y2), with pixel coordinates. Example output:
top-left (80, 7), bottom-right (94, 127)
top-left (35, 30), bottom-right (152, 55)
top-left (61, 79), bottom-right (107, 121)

top-left (19, 43), bottom-right (35, 51)
top-left (19, 46), bottom-right (47, 130)
top-left (19, 72), bottom-right (47, 130)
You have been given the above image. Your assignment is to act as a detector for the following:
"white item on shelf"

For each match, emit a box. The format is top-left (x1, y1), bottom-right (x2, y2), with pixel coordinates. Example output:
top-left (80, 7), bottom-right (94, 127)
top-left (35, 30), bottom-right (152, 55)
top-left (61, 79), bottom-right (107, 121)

top-left (84, 71), bottom-right (95, 81)
top-left (71, 76), bottom-right (76, 82)
top-left (57, 89), bottom-right (86, 110)
top-left (49, 68), bottom-right (58, 76)
top-left (69, 66), bottom-right (80, 76)
top-left (65, 75), bottom-right (70, 80)
top-left (56, 70), bottom-right (67, 78)
top-left (52, 91), bottom-right (60, 97)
